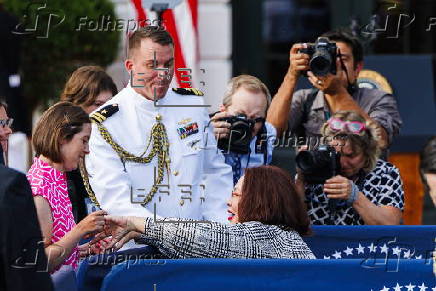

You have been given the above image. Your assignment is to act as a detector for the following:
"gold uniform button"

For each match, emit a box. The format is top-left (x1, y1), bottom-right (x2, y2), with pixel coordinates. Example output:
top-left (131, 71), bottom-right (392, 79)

top-left (179, 200), bottom-right (185, 206)
top-left (173, 170), bottom-right (179, 176)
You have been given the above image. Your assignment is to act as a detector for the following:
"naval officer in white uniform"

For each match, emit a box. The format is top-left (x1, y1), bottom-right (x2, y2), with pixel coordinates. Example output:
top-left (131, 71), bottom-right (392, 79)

top-left (85, 26), bottom-right (233, 223)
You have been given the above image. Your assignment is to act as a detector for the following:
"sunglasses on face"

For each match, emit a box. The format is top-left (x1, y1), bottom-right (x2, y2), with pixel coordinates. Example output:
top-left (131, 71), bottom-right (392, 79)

top-left (0, 118), bottom-right (13, 128)
top-left (327, 117), bottom-right (366, 134)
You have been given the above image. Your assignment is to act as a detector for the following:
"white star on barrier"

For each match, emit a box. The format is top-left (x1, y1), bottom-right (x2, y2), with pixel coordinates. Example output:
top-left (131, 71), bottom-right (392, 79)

top-left (368, 243), bottom-right (377, 253)
top-left (418, 283), bottom-right (427, 291)
top-left (393, 283), bottom-right (403, 291)
top-left (380, 243), bottom-right (389, 254)
top-left (332, 251), bottom-right (342, 259)
top-left (356, 243), bottom-right (365, 254)
top-left (344, 247), bottom-right (353, 256)
top-left (403, 250), bottom-right (411, 259)
top-left (405, 283), bottom-right (416, 291)
top-left (323, 255), bottom-right (331, 259)
top-left (380, 286), bottom-right (390, 291)
top-left (392, 247), bottom-right (402, 256)
top-left (415, 255), bottom-right (422, 259)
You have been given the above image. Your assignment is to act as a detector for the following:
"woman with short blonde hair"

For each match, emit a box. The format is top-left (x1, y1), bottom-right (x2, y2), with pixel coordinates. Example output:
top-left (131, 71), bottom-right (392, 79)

top-left (296, 110), bottom-right (404, 225)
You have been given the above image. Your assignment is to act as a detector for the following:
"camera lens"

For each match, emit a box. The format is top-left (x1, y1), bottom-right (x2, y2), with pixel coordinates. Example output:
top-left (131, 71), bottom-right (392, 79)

top-left (230, 121), bottom-right (252, 145)
top-left (295, 151), bottom-right (316, 172)
top-left (217, 115), bottom-right (253, 154)
top-left (295, 146), bottom-right (341, 184)
top-left (310, 50), bottom-right (332, 76)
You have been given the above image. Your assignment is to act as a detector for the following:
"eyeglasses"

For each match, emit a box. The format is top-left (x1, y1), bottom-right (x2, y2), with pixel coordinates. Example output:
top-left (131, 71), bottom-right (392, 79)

top-left (0, 118), bottom-right (13, 128)
top-left (327, 117), bottom-right (366, 134)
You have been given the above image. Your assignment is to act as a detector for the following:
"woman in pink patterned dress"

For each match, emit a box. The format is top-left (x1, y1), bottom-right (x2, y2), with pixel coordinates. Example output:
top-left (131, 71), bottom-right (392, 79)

top-left (27, 101), bottom-right (106, 273)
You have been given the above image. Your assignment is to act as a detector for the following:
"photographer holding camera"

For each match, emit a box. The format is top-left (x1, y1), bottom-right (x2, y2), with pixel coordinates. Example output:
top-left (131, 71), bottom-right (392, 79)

top-left (295, 111), bottom-right (404, 225)
top-left (267, 28), bottom-right (402, 151)
top-left (211, 75), bottom-right (276, 185)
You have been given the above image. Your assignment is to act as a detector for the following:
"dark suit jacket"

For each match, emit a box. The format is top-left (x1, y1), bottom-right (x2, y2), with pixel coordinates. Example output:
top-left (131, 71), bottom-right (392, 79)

top-left (0, 165), bottom-right (53, 290)
top-left (0, 147), bottom-right (4, 165)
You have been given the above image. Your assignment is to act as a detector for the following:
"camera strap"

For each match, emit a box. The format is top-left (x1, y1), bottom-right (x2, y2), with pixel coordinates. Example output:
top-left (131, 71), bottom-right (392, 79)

top-left (0, 147), bottom-right (4, 166)
top-left (208, 111), bottom-right (220, 119)
top-left (254, 123), bottom-right (268, 165)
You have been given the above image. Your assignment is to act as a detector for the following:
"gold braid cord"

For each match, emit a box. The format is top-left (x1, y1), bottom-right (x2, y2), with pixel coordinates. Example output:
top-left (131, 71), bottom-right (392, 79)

top-left (79, 160), bottom-right (101, 207)
top-left (96, 115), bottom-right (171, 206)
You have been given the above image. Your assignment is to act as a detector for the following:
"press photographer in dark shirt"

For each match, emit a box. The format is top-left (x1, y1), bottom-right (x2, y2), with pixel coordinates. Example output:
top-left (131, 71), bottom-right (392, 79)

top-left (267, 28), bottom-right (402, 152)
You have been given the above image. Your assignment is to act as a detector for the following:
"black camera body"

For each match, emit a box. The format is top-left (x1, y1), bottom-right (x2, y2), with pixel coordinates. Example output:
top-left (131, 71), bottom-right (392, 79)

top-left (299, 37), bottom-right (337, 76)
top-left (295, 145), bottom-right (341, 184)
top-left (217, 114), bottom-right (254, 154)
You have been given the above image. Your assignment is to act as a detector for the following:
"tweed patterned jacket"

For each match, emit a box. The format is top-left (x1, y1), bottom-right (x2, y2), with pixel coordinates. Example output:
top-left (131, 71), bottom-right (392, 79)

top-left (136, 218), bottom-right (315, 259)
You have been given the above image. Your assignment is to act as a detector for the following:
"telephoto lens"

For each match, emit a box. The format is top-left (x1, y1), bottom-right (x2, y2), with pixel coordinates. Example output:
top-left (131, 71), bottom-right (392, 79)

top-left (295, 145), bottom-right (341, 184)
top-left (299, 37), bottom-right (337, 76)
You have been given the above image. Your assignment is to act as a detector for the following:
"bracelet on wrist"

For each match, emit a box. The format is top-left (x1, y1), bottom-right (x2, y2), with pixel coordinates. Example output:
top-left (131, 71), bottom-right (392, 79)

top-left (346, 181), bottom-right (359, 206)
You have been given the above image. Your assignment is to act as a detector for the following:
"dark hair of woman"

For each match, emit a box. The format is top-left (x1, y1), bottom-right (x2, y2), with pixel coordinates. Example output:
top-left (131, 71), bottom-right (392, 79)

top-left (238, 165), bottom-right (311, 236)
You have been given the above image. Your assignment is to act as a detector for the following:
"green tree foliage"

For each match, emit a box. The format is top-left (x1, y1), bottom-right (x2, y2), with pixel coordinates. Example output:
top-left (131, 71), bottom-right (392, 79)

top-left (4, 0), bottom-right (120, 108)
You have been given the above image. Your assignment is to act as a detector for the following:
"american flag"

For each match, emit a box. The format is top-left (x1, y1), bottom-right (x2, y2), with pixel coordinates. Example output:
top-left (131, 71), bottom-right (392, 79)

top-left (130, 0), bottom-right (199, 88)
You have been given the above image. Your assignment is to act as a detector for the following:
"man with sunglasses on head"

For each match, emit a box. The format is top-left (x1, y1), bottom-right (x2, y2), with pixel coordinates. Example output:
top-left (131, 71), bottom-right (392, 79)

top-left (267, 28), bottom-right (402, 153)
top-left (211, 75), bottom-right (276, 185)
top-left (0, 99), bottom-right (13, 166)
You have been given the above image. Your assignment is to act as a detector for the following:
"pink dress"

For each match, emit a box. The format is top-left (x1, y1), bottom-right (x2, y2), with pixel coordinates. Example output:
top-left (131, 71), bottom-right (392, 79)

top-left (27, 157), bottom-right (79, 272)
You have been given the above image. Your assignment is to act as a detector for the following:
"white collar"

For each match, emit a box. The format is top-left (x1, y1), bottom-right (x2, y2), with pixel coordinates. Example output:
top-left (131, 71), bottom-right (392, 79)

top-left (124, 84), bottom-right (173, 112)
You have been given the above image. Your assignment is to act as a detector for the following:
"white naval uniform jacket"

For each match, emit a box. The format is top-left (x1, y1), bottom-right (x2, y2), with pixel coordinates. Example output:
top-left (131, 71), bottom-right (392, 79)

top-left (86, 85), bottom-right (233, 223)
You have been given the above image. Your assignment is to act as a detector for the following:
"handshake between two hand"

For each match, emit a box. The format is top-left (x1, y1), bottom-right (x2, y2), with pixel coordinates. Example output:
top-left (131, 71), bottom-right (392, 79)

top-left (78, 212), bottom-right (140, 257)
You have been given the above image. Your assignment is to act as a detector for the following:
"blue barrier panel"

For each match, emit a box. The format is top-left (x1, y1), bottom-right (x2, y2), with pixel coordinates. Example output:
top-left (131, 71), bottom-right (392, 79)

top-left (77, 246), bottom-right (161, 291)
top-left (51, 265), bottom-right (77, 291)
top-left (304, 225), bottom-right (436, 260)
top-left (100, 258), bottom-right (435, 291)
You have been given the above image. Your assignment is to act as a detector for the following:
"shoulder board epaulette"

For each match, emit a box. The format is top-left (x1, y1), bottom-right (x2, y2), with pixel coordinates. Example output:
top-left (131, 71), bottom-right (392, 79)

top-left (90, 104), bottom-right (119, 124)
top-left (172, 88), bottom-right (204, 96)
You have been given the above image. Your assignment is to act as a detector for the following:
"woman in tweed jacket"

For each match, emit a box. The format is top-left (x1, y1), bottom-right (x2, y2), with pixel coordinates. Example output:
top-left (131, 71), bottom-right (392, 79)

top-left (99, 166), bottom-right (315, 259)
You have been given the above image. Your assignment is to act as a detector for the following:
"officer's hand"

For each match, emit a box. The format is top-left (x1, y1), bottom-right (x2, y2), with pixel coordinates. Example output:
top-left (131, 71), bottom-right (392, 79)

top-left (307, 53), bottom-right (348, 95)
top-left (211, 111), bottom-right (232, 140)
top-left (288, 43), bottom-right (310, 78)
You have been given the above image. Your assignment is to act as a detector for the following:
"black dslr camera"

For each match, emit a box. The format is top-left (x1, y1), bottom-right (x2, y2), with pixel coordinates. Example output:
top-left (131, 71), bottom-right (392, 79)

top-left (217, 114), bottom-right (254, 154)
top-left (299, 37), bottom-right (337, 76)
top-left (295, 145), bottom-right (341, 184)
